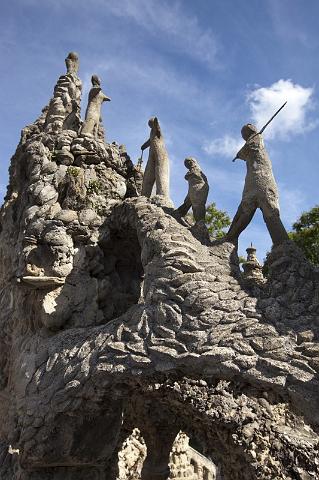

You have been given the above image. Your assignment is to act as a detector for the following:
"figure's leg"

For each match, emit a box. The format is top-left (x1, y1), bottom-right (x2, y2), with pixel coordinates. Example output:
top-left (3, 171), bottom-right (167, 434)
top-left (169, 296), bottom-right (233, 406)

top-left (192, 203), bottom-right (207, 224)
top-left (226, 201), bottom-right (257, 241)
top-left (189, 187), bottom-right (208, 223)
top-left (141, 153), bottom-right (156, 197)
top-left (261, 205), bottom-right (289, 246)
top-left (177, 194), bottom-right (192, 217)
top-left (155, 152), bottom-right (170, 198)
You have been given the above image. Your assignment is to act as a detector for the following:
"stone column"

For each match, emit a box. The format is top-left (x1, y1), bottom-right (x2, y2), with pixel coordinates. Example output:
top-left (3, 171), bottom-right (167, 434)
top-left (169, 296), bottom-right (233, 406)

top-left (138, 403), bottom-right (179, 480)
top-left (141, 429), bottom-right (178, 480)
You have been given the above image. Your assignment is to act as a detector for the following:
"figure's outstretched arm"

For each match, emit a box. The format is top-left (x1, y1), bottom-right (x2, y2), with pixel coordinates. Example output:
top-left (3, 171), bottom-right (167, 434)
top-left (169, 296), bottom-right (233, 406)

top-left (234, 143), bottom-right (249, 161)
top-left (141, 139), bottom-right (151, 151)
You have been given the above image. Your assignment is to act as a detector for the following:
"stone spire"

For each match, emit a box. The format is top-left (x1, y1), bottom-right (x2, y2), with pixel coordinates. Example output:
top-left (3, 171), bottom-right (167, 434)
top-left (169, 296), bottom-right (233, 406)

top-left (44, 51), bottom-right (82, 134)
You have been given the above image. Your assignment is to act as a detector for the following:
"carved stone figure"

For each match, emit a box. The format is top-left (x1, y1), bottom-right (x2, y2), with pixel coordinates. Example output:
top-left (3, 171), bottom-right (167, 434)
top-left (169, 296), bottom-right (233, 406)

top-left (177, 157), bottom-right (209, 223)
top-left (227, 124), bottom-right (289, 245)
top-left (65, 51), bottom-right (79, 76)
top-left (81, 75), bottom-right (110, 138)
top-left (141, 117), bottom-right (170, 199)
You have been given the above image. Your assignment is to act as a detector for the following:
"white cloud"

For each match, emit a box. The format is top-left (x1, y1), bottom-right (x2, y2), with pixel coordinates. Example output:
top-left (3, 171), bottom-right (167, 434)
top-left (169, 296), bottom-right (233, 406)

top-left (247, 79), bottom-right (316, 140)
top-left (203, 134), bottom-right (243, 158)
top-left (203, 79), bottom-right (316, 160)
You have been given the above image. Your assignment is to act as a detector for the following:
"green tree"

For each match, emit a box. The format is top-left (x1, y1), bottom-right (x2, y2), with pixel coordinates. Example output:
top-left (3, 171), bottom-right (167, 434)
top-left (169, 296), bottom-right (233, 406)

top-left (205, 202), bottom-right (231, 239)
top-left (289, 205), bottom-right (319, 266)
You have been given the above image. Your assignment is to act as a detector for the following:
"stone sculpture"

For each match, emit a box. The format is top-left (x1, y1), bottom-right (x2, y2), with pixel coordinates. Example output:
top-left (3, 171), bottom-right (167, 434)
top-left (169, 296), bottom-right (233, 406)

top-left (177, 157), bottom-right (209, 223)
top-left (80, 75), bottom-right (110, 138)
top-left (1, 54), bottom-right (319, 480)
top-left (141, 117), bottom-right (170, 199)
top-left (227, 124), bottom-right (289, 245)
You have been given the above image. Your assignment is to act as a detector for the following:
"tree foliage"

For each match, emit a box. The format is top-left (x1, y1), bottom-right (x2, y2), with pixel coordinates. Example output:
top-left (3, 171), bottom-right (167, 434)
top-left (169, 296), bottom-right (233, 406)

top-left (205, 202), bottom-right (231, 239)
top-left (289, 205), bottom-right (319, 266)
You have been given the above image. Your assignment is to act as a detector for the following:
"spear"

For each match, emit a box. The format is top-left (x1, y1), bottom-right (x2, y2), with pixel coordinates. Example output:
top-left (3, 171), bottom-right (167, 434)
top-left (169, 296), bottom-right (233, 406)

top-left (232, 101), bottom-right (287, 162)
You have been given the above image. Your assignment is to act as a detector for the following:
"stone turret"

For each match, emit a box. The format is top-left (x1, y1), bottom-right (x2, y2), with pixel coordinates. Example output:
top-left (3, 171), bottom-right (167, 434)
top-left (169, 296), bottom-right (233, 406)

top-left (242, 243), bottom-right (265, 283)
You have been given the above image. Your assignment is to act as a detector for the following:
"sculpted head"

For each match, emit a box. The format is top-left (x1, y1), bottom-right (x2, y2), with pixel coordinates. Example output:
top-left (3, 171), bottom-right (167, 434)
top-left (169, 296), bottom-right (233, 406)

top-left (148, 117), bottom-right (161, 137)
top-left (67, 52), bottom-right (78, 61)
top-left (184, 157), bottom-right (199, 170)
top-left (148, 117), bottom-right (156, 128)
top-left (91, 75), bottom-right (101, 87)
top-left (65, 52), bottom-right (79, 75)
top-left (241, 124), bottom-right (258, 141)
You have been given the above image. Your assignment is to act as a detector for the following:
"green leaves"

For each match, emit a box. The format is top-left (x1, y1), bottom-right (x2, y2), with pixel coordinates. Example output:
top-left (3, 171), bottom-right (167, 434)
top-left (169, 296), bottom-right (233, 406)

top-left (289, 205), bottom-right (319, 266)
top-left (205, 202), bottom-right (231, 239)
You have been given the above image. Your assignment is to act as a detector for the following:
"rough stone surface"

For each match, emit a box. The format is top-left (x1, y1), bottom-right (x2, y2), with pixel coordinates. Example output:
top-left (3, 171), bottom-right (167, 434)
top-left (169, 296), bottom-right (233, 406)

top-left (1, 56), bottom-right (319, 480)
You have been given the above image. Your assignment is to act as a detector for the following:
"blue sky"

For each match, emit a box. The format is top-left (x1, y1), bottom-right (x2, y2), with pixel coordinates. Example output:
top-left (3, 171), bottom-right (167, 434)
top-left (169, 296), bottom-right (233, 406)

top-left (1, 0), bottom-right (319, 261)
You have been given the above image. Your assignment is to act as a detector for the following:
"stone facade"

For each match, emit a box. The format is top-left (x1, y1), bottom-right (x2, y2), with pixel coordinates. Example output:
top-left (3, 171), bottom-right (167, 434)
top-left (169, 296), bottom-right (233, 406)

top-left (1, 54), bottom-right (319, 480)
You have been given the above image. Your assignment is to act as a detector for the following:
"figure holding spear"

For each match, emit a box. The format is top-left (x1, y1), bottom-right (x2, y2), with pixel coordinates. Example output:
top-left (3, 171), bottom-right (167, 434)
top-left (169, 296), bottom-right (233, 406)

top-left (226, 102), bottom-right (289, 245)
